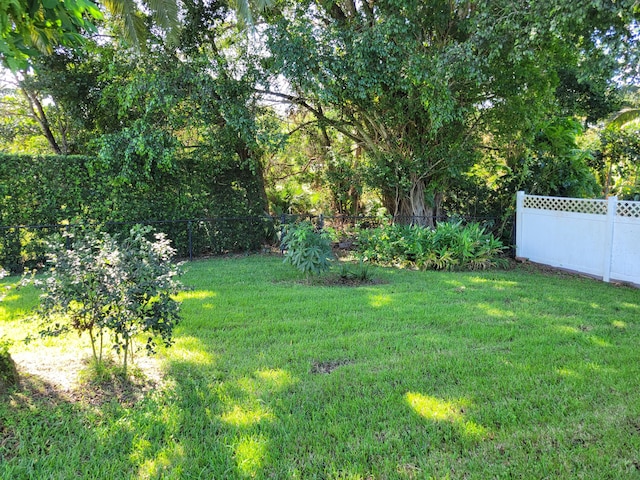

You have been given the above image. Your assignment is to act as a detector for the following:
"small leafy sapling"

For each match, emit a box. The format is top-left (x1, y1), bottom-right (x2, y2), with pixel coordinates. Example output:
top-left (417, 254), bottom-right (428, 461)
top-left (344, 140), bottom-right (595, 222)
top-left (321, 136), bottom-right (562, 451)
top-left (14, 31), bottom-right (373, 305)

top-left (103, 225), bottom-right (182, 373)
top-left (37, 225), bottom-right (183, 376)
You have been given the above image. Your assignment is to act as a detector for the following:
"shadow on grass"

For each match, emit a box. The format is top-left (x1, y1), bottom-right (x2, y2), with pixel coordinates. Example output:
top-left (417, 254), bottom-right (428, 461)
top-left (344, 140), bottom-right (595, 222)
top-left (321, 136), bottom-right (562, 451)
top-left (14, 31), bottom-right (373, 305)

top-left (0, 372), bottom-right (154, 477)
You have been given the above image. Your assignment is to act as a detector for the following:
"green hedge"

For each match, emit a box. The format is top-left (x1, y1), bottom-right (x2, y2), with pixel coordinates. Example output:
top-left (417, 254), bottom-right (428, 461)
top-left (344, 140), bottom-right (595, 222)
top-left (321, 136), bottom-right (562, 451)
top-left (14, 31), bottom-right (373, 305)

top-left (0, 154), bottom-right (269, 271)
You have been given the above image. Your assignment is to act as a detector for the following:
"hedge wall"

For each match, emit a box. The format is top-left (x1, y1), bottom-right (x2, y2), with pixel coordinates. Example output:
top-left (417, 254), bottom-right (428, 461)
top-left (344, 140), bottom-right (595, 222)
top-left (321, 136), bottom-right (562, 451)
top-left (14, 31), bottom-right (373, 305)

top-left (0, 154), bottom-right (270, 272)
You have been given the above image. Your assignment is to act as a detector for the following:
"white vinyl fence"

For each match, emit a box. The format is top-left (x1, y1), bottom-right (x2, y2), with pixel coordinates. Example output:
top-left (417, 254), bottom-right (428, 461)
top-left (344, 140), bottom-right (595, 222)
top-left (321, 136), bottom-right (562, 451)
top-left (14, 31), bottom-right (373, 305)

top-left (515, 191), bottom-right (640, 286)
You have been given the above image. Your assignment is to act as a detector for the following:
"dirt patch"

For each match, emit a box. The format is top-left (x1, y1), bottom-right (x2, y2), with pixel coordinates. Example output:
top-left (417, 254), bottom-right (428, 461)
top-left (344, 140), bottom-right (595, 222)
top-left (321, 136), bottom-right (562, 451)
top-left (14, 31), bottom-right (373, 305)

top-left (317, 275), bottom-right (387, 287)
top-left (626, 417), bottom-right (640, 435)
top-left (67, 365), bottom-right (160, 407)
top-left (10, 347), bottom-right (163, 406)
top-left (310, 359), bottom-right (354, 374)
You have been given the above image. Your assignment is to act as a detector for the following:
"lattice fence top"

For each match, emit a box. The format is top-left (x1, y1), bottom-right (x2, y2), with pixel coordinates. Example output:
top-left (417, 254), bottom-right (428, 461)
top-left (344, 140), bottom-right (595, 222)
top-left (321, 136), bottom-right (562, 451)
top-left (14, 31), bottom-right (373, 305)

top-left (523, 195), bottom-right (608, 215)
top-left (617, 201), bottom-right (640, 218)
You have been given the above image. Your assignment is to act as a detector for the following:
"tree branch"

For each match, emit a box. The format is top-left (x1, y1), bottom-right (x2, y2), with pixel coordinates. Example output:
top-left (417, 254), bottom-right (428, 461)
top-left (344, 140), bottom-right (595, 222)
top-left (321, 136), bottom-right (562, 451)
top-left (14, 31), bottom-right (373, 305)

top-left (255, 89), bottom-right (364, 144)
top-left (19, 83), bottom-right (62, 155)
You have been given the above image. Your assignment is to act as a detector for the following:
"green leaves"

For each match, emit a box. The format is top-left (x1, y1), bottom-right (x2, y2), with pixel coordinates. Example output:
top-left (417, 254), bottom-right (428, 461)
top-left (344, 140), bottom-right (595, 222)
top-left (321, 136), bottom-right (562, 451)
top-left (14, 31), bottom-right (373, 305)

top-left (357, 221), bottom-right (506, 271)
top-left (36, 225), bottom-right (183, 374)
top-left (0, 0), bottom-right (101, 69)
top-left (281, 221), bottom-right (334, 276)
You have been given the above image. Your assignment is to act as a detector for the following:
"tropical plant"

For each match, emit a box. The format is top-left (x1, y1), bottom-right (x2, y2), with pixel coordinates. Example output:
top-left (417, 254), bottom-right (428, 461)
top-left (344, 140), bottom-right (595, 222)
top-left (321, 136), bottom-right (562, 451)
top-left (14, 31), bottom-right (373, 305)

top-left (281, 221), bottom-right (333, 276)
top-left (607, 108), bottom-right (640, 129)
top-left (357, 221), bottom-right (505, 271)
top-left (338, 259), bottom-right (372, 282)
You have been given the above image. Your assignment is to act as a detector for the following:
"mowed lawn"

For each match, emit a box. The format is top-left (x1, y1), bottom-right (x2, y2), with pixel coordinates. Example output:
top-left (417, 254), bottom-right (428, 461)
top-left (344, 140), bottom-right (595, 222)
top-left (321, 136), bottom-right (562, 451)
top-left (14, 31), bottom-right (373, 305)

top-left (1, 255), bottom-right (640, 479)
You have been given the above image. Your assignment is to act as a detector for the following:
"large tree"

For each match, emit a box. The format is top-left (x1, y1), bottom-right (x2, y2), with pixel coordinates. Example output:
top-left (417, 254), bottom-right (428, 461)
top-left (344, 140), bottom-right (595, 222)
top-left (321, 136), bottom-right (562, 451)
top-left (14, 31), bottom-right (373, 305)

top-left (259, 0), bottom-right (639, 225)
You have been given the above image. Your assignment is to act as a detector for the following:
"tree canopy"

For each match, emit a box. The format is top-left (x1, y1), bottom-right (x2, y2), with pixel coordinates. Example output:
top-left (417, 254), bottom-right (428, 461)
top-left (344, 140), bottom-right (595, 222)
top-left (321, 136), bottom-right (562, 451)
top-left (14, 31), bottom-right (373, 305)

top-left (1, 0), bottom-right (639, 237)
top-left (255, 0), bottom-right (639, 223)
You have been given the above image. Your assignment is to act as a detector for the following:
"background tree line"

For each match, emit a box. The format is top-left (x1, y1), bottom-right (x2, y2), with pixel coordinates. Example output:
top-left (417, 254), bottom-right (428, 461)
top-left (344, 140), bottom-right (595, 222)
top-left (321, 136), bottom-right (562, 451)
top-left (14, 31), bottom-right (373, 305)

top-left (1, 0), bottom-right (639, 243)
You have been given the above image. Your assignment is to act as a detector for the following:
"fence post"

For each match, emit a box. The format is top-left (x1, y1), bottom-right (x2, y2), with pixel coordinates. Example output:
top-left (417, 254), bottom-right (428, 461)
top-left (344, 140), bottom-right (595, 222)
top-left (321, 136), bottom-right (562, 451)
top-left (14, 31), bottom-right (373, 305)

top-left (188, 221), bottom-right (193, 262)
top-left (280, 213), bottom-right (286, 254)
top-left (515, 191), bottom-right (525, 259)
top-left (602, 196), bottom-right (617, 283)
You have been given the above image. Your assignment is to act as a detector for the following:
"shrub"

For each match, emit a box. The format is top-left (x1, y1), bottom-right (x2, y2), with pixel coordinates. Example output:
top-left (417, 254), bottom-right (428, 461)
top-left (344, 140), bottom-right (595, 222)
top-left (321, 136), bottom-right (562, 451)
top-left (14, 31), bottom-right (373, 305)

top-left (281, 221), bottom-right (334, 276)
top-left (0, 338), bottom-right (18, 394)
top-left (36, 225), bottom-right (183, 375)
top-left (357, 221), bottom-right (506, 270)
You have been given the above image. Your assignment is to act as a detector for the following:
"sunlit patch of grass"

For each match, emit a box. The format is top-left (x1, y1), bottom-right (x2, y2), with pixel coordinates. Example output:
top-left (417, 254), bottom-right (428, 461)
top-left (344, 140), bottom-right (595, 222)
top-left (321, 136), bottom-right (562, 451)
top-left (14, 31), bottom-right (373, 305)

top-left (233, 434), bottom-right (268, 478)
top-left (555, 367), bottom-right (580, 378)
top-left (255, 368), bottom-right (295, 390)
top-left (405, 392), bottom-right (489, 442)
top-left (368, 293), bottom-right (392, 307)
top-left (175, 290), bottom-right (217, 301)
top-left (406, 392), bottom-right (465, 422)
top-left (136, 442), bottom-right (185, 479)
top-left (221, 404), bottom-right (274, 427)
top-left (588, 336), bottom-right (612, 347)
top-left (170, 336), bottom-right (217, 366)
top-left (555, 325), bottom-right (581, 335)
top-left (475, 302), bottom-right (515, 318)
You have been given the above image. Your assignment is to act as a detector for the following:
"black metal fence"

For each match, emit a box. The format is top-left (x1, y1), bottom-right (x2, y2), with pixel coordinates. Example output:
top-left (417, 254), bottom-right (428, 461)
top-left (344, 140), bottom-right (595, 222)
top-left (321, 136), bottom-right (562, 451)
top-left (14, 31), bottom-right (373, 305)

top-left (0, 214), bottom-right (505, 274)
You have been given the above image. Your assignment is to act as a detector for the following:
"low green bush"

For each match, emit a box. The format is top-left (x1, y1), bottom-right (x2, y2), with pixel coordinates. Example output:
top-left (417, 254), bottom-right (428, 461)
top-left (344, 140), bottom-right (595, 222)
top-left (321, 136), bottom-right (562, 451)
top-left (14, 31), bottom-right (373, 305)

top-left (0, 338), bottom-right (18, 394)
top-left (357, 221), bottom-right (506, 270)
top-left (282, 221), bottom-right (334, 276)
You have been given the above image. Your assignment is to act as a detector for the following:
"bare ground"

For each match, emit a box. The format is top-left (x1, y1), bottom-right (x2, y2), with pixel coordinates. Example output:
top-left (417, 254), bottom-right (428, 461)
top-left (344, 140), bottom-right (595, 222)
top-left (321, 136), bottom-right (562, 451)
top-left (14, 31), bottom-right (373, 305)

top-left (10, 346), bottom-right (163, 406)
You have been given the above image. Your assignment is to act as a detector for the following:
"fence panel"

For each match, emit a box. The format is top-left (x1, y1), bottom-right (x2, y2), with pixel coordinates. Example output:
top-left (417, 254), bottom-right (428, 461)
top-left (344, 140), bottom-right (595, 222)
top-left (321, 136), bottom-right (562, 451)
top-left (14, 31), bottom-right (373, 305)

top-left (516, 191), bottom-right (640, 286)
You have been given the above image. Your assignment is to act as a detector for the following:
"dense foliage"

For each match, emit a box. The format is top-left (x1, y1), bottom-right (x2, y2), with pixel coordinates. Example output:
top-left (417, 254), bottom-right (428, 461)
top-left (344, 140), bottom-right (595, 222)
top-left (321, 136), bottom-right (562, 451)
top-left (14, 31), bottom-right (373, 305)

top-left (0, 153), bottom-right (270, 272)
top-left (357, 221), bottom-right (506, 271)
top-left (1, 0), bottom-right (639, 267)
top-left (0, 0), bottom-right (101, 70)
top-left (261, 0), bottom-right (639, 224)
top-left (36, 226), bottom-right (182, 374)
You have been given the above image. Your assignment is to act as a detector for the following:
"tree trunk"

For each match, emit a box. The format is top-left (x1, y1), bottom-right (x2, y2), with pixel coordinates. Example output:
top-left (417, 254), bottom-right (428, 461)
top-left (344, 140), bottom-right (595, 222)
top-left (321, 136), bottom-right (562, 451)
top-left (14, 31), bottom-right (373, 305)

top-left (384, 176), bottom-right (439, 227)
top-left (19, 84), bottom-right (62, 155)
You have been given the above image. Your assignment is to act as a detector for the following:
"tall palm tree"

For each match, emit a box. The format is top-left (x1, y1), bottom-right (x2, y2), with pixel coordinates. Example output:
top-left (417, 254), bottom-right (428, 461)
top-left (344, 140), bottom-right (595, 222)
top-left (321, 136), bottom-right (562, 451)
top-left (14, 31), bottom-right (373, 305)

top-left (102, 0), bottom-right (179, 48)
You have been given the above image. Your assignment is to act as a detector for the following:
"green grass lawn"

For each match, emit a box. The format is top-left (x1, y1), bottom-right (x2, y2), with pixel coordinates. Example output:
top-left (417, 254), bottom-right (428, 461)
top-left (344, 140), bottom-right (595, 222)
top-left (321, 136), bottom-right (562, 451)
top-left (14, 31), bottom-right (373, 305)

top-left (1, 255), bottom-right (640, 479)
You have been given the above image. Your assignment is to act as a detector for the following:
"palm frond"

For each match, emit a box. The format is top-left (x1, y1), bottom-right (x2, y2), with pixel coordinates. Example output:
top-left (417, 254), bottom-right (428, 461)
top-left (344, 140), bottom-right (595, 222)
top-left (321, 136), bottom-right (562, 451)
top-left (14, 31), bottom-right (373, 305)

top-left (229, 0), bottom-right (274, 26)
top-left (143, 0), bottom-right (179, 32)
top-left (607, 108), bottom-right (640, 129)
top-left (229, 0), bottom-right (254, 26)
top-left (101, 0), bottom-right (179, 48)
